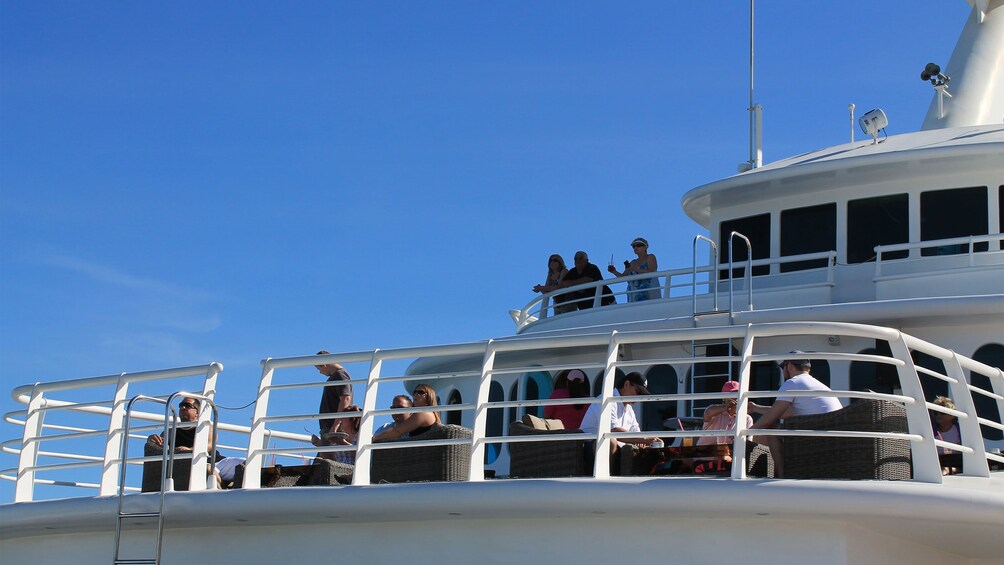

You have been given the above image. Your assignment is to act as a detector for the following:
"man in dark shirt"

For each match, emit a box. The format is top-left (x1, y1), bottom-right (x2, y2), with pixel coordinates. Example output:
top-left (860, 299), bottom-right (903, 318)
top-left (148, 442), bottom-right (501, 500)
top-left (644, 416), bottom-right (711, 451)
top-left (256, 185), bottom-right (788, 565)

top-left (316, 349), bottom-right (352, 434)
top-left (561, 251), bottom-right (616, 310)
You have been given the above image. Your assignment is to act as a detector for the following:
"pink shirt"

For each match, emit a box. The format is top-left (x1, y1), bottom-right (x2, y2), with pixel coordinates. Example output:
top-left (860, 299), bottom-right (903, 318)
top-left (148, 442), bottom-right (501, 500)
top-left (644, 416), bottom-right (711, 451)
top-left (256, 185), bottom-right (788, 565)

top-left (543, 388), bottom-right (588, 430)
top-left (696, 410), bottom-right (753, 446)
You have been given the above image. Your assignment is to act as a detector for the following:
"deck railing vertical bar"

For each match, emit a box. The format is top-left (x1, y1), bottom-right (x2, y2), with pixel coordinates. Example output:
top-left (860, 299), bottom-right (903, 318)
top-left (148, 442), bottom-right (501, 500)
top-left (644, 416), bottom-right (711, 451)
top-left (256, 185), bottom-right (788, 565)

top-left (14, 385), bottom-right (45, 502)
top-left (468, 341), bottom-right (497, 482)
top-left (353, 350), bottom-right (383, 486)
top-left (945, 351), bottom-right (991, 477)
top-left (243, 359), bottom-right (275, 490)
top-left (730, 324), bottom-right (757, 479)
top-left (99, 373), bottom-right (130, 496)
top-left (592, 331), bottom-right (621, 479)
top-left (888, 335), bottom-right (942, 483)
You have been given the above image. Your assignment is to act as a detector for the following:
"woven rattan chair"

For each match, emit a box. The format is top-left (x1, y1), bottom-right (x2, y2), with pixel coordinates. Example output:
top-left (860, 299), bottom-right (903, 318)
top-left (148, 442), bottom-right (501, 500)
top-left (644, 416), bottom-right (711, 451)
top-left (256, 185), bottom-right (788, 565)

top-left (141, 442), bottom-right (195, 492)
top-left (508, 421), bottom-right (588, 478)
top-left (371, 423), bottom-right (472, 483)
top-left (782, 399), bottom-right (912, 480)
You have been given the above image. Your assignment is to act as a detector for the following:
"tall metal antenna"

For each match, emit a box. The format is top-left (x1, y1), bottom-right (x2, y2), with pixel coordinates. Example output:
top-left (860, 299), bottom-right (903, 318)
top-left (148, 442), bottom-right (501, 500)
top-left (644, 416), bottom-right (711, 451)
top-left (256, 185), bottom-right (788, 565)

top-left (748, 0), bottom-right (762, 170)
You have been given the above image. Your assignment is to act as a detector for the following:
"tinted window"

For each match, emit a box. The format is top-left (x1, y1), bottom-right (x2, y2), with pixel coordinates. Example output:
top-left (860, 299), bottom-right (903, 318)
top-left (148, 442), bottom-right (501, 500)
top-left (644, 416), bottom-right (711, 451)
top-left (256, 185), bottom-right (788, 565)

top-left (920, 186), bottom-right (988, 255)
top-left (642, 365), bottom-right (678, 431)
top-left (972, 344), bottom-right (1003, 441)
top-left (486, 381), bottom-right (504, 463)
top-left (719, 213), bottom-right (770, 277)
top-left (847, 194), bottom-right (909, 263)
top-left (446, 389), bottom-right (463, 425)
top-left (780, 203), bottom-right (836, 272)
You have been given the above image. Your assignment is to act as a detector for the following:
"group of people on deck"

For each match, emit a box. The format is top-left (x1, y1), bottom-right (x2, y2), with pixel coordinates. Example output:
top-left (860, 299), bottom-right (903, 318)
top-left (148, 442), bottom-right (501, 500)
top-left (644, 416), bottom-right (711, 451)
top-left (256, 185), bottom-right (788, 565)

top-left (312, 350), bottom-right (442, 465)
top-left (543, 352), bottom-right (845, 477)
top-left (532, 237), bottom-right (661, 313)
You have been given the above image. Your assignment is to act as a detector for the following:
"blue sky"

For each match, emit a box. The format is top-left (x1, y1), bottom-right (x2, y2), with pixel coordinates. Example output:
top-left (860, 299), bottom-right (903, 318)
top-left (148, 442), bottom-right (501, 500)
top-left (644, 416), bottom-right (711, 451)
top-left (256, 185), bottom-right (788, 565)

top-left (0, 1), bottom-right (966, 499)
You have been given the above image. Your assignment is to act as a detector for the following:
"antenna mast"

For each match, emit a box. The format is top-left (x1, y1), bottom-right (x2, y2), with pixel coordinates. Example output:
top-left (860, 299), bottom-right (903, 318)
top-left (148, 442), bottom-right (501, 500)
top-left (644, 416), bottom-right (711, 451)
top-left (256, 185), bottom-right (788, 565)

top-left (747, 0), bottom-right (762, 170)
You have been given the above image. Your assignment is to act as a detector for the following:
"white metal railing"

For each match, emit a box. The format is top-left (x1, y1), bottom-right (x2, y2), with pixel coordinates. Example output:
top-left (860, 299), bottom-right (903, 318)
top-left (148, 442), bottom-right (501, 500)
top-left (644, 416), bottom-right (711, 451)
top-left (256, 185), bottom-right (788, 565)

top-left (874, 233), bottom-right (1004, 277)
top-left (515, 250), bottom-right (837, 329)
top-left (5, 321), bottom-right (1003, 502)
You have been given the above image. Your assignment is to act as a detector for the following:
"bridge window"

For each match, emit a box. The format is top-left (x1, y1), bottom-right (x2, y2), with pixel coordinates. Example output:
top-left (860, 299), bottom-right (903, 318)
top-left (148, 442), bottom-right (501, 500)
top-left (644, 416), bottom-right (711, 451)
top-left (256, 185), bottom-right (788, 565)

top-left (446, 389), bottom-right (463, 425)
top-left (486, 381), bottom-right (504, 464)
top-left (780, 203), bottom-right (836, 272)
top-left (847, 194), bottom-right (909, 263)
top-left (920, 186), bottom-right (988, 255)
top-left (850, 346), bottom-right (898, 394)
top-left (972, 343), bottom-right (1003, 441)
top-left (641, 365), bottom-right (678, 432)
top-left (719, 213), bottom-right (770, 277)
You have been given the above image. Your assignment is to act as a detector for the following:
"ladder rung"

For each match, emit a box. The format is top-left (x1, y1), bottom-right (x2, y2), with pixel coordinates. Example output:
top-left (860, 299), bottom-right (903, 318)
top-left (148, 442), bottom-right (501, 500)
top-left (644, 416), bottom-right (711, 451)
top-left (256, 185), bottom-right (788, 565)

top-left (118, 511), bottom-right (160, 519)
top-left (114, 560), bottom-right (158, 565)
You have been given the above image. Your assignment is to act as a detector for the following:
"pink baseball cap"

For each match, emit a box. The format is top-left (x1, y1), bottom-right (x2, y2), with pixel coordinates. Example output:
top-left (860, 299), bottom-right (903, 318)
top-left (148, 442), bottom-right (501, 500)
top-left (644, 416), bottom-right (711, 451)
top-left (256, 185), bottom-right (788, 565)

top-left (567, 369), bottom-right (586, 382)
top-left (721, 381), bottom-right (740, 393)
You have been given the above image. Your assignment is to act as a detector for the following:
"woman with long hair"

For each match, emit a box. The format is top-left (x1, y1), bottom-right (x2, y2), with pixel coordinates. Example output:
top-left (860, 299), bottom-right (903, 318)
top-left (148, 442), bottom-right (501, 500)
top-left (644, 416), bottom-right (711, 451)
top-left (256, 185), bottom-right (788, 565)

top-left (532, 254), bottom-right (572, 314)
top-left (543, 369), bottom-right (590, 430)
top-left (374, 383), bottom-right (440, 440)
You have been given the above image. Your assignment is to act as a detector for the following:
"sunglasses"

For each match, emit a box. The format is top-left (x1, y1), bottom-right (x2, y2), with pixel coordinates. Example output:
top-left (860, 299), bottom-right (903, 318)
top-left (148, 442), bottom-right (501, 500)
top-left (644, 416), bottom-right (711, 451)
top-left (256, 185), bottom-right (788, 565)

top-left (412, 389), bottom-right (428, 397)
top-left (632, 243), bottom-right (645, 248)
top-left (179, 402), bottom-right (198, 410)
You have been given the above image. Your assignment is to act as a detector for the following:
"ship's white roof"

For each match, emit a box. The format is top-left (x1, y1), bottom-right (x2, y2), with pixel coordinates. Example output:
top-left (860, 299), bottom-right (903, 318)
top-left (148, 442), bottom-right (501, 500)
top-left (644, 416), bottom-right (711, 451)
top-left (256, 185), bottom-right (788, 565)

top-left (682, 124), bottom-right (1004, 225)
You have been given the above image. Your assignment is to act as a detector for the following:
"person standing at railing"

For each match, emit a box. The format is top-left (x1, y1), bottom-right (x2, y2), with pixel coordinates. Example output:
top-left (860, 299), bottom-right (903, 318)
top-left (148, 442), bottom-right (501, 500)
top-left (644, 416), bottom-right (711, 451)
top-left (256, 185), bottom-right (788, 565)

top-left (749, 353), bottom-right (842, 477)
top-left (607, 237), bottom-right (660, 302)
top-left (315, 350), bottom-right (352, 436)
top-left (543, 369), bottom-right (590, 430)
top-left (561, 251), bottom-right (615, 310)
top-left (532, 254), bottom-right (573, 315)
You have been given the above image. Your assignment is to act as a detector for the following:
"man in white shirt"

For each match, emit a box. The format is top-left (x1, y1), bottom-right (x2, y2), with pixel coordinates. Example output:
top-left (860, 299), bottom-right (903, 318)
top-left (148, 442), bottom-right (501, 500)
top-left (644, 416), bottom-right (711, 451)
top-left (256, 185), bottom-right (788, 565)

top-left (750, 352), bottom-right (842, 477)
top-left (580, 372), bottom-right (656, 472)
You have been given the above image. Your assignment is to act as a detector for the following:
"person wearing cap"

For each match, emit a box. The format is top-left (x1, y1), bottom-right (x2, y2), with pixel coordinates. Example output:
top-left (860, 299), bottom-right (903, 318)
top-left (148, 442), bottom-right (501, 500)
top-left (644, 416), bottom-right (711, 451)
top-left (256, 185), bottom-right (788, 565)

top-left (579, 372), bottom-right (656, 451)
top-left (749, 353), bottom-right (842, 477)
top-left (561, 251), bottom-right (616, 309)
top-left (607, 237), bottom-right (660, 302)
top-left (543, 369), bottom-right (591, 430)
top-left (696, 380), bottom-right (754, 446)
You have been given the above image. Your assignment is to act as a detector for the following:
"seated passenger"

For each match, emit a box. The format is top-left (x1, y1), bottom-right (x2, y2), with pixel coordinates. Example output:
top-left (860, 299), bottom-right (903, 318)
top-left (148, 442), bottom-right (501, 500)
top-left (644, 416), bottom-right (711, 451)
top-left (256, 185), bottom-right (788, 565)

top-left (373, 384), bottom-right (440, 440)
top-left (532, 254), bottom-right (573, 314)
top-left (561, 251), bottom-right (615, 309)
top-left (749, 353), bottom-right (842, 477)
top-left (580, 373), bottom-right (656, 470)
top-left (606, 237), bottom-right (660, 302)
top-left (374, 395), bottom-right (414, 437)
top-left (696, 380), bottom-right (753, 446)
top-left (146, 397), bottom-right (233, 486)
top-left (543, 369), bottom-right (590, 430)
top-left (932, 395), bottom-right (961, 475)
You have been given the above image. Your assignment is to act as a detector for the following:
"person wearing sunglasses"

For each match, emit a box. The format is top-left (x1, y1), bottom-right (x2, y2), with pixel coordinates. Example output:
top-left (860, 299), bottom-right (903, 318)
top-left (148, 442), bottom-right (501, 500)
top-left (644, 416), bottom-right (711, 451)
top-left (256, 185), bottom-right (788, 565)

top-left (373, 384), bottom-right (440, 441)
top-left (607, 237), bottom-right (660, 302)
top-left (145, 397), bottom-right (233, 487)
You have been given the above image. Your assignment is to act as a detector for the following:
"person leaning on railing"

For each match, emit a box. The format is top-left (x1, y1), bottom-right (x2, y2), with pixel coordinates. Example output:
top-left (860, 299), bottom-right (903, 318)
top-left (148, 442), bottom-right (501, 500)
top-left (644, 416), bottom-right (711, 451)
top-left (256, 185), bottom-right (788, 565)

top-left (561, 251), bottom-right (615, 310)
top-left (748, 353), bottom-right (842, 478)
top-left (532, 254), bottom-right (574, 315)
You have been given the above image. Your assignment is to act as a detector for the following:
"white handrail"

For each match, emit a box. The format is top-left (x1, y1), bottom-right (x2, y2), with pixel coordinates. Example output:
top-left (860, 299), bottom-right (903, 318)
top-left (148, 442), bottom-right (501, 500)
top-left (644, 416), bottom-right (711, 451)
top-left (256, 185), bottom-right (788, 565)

top-left (5, 321), bottom-right (1003, 501)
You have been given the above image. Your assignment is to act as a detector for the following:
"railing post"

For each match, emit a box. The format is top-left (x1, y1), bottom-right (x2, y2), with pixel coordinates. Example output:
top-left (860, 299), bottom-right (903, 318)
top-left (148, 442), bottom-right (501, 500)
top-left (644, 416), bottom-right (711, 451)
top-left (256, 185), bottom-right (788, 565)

top-left (945, 352), bottom-right (990, 477)
top-left (353, 350), bottom-right (383, 486)
top-left (887, 335), bottom-right (942, 483)
top-left (243, 360), bottom-right (275, 489)
top-left (468, 341), bottom-right (497, 481)
top-left (99, 372), bottom-right (130, 496)
top-left (592, 331), bottom-right (620, 479)
top-left (731, 325), bottom-right (756, 479)
top-left (14, 385), bottom-right (46, 502)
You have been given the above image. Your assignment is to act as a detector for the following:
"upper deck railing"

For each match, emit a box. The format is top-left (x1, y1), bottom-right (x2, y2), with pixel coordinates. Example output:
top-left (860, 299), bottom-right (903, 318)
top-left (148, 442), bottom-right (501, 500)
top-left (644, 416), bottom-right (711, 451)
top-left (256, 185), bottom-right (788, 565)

top-left (4, 321), bottom-right (1002, 502)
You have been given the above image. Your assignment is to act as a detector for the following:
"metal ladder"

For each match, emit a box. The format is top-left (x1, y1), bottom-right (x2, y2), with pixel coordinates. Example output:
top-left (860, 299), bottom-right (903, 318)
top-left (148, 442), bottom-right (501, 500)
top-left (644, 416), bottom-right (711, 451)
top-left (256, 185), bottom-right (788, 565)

top-left (113, 392), bottom-right (219, 565)
top-left (691, 231), bottom-right (754, 321)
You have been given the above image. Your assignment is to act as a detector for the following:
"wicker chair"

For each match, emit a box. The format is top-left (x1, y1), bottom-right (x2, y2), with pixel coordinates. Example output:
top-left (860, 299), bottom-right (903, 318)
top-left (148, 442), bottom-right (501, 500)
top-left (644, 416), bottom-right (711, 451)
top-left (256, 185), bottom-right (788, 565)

top-left (371, 424), bottom-right (472, 483)
top-left (236, 458), bottom-right (354, 487)
top-left (782, 399), bottom-right (912, 480)
top-left (508, 421), bottom-right (588, 478)
top-left (141, 442), bottom-right (194, 492)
